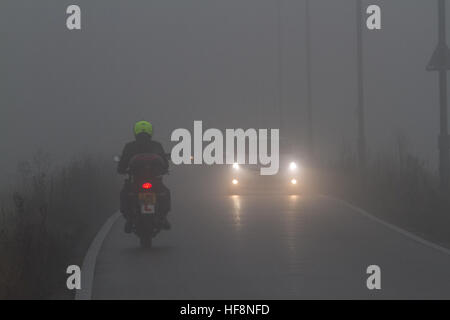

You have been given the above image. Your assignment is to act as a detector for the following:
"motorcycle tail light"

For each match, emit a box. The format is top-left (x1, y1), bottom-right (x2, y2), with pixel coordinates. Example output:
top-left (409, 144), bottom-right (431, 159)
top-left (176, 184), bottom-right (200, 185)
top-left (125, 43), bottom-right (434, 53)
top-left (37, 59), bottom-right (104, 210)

top-left (142, 182), bottom-right (152, 189)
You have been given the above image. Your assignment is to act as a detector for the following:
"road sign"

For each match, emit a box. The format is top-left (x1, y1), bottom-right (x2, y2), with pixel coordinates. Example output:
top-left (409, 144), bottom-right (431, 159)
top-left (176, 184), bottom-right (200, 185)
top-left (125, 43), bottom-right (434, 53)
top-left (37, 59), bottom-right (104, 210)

top-left (427, 44), bottom-right (450, 71)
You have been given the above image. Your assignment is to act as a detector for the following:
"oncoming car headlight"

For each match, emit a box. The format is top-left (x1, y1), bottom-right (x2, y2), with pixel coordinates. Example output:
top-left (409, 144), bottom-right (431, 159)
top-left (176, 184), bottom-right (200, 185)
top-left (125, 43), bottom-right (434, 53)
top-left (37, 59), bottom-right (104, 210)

top-left (233, 163), bottom-right (239, 170)
top-left (289, 162), bottom-right (297, 171)
top-left (232, 179), bottom-right (239, 185)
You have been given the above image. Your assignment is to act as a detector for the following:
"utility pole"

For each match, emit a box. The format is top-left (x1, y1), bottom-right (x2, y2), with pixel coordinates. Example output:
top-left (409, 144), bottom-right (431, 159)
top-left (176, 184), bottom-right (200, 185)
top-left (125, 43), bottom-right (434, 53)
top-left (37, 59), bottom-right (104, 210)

top-left (431, 0), bottom-right (450, 190)
top-left (277, 0), bottom-right (284, 134)
top-left (356, 0), bottom-right (367, 170)
top-left (438, 0), bottom-right (450, 190)
top-left (305, 0), bottom-right (314, 159)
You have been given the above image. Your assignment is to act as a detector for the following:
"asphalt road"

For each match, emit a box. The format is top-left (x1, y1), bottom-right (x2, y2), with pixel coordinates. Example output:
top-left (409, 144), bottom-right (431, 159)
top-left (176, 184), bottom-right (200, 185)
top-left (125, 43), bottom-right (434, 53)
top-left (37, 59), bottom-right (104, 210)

top-left (90, 167), bottom-right (450, 299)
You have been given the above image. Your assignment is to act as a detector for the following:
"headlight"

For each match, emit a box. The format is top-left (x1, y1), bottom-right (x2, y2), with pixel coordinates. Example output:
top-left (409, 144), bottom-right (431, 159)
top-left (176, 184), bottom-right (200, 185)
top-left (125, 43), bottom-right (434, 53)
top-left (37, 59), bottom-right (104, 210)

top-left (232, 179), bottom-right (239, 185)
top-left (289, 162), bottom-right (297, 170)
top-left (233, 163), bottom-right (239, 170)
top-left (290, 178), bottom-right (297, 185)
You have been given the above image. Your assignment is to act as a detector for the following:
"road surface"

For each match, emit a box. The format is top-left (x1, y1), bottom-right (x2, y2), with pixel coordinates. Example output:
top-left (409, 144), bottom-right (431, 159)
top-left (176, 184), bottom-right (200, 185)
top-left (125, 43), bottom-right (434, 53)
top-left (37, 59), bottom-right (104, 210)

top-left (88, 167), bottom-right (450, 299)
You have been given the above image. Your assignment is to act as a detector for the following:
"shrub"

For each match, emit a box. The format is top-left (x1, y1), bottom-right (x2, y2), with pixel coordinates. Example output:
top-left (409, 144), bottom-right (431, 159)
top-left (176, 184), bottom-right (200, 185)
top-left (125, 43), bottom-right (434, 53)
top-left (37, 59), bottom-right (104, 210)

top-left (0, 151), bottom-right (120, 299)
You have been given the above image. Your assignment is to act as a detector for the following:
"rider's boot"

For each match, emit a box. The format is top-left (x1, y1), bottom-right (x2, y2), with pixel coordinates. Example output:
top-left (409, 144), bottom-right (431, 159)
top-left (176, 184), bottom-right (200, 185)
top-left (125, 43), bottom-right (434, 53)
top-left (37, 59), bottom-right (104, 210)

top-left (124, 218), bottom-right (133, 234)
top-left (159, 215), bottom-right (171, 230)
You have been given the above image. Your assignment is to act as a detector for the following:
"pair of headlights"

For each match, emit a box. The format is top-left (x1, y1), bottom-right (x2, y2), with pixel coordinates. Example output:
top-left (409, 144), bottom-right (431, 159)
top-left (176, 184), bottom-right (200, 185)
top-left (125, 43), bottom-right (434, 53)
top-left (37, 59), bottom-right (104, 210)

top-left (231, 161), bottom-right (299, 186)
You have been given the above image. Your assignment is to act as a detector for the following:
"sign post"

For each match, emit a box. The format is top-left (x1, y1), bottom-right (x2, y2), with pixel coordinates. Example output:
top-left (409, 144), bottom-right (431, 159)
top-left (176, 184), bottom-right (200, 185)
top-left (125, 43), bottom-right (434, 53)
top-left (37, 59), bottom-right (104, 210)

top-left (427, 0), bottom-right (450, 190)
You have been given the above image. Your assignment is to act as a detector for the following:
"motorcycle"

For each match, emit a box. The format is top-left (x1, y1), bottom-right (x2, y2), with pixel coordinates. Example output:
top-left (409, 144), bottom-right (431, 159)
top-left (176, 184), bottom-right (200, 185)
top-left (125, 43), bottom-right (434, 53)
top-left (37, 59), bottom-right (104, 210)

top-left (115, 153), bottom-right (170, 248)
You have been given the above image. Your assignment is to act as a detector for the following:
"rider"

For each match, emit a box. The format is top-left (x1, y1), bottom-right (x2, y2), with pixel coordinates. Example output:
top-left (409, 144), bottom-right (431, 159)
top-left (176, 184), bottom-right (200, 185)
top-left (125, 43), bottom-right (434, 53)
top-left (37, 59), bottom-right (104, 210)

top-left (117, 121), bottom-right (171, 233)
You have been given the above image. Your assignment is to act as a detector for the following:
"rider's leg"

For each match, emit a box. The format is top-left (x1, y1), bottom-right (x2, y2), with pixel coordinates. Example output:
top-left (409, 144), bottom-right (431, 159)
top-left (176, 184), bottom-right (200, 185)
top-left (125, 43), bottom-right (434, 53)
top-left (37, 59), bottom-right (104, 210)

top-left (156, 180), bottom-right (171, 230)
top-left (120, 181), bottom-right (133, 233)
top-left (160, 184), bottom-right (171, 214)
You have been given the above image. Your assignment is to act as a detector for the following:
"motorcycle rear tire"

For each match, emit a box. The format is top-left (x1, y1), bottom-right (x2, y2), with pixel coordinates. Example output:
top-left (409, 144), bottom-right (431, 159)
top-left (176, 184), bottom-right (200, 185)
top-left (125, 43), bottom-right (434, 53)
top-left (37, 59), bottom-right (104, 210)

top-left (140, 235), bottom-right (153, 248)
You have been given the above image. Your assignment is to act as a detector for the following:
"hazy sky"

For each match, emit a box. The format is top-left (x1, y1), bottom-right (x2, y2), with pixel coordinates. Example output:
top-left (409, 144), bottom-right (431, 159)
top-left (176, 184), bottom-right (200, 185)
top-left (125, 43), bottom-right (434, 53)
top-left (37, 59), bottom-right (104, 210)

top-left (0, 0), bottom-right (447, 177)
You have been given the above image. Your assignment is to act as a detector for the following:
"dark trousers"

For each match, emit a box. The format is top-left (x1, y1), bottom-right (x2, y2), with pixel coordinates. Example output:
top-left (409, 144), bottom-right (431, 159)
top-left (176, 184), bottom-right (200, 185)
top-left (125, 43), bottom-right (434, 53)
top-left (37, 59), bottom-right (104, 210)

top-left (120, 178), bottom-right (171, 220)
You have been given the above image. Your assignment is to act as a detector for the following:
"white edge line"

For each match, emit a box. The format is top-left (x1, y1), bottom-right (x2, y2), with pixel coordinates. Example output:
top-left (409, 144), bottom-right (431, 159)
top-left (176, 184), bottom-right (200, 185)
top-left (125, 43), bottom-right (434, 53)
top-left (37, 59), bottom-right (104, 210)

top-left (320, 195), bottom-right (450, 256)
top-left (75, 195), bottom-right (450, 300)
top-left (75, 211), bottom-right (121, 300)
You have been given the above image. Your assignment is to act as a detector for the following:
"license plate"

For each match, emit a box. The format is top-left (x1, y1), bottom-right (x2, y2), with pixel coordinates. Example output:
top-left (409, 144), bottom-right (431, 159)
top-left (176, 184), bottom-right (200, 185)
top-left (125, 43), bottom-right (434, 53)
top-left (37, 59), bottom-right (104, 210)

top-left (141, 203), bottom-right (155, 214)
top-left (139, 193), bottom-right (156, 214)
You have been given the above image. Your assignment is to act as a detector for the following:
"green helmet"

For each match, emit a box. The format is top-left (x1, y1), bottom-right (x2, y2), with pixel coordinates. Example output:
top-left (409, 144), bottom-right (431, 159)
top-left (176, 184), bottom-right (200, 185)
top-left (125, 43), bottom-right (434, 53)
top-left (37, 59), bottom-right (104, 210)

top-left (134, 120), bottom-right (153, 136)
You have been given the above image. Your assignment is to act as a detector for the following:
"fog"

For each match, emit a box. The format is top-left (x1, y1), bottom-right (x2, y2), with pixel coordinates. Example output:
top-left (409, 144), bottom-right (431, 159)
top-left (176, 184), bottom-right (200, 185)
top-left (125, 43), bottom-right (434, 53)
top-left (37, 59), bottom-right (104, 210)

top-left (0, 0), bottom-right (446, 178)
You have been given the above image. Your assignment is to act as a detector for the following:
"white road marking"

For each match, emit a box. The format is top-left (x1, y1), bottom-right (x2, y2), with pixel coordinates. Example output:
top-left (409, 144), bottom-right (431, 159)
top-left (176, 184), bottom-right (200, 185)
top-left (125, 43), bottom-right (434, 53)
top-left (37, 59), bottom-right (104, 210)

top-left (75, 211), bottom-right (121, 300)
top-left (79, 195), bottom-right (450, 300)
top-left (322, 195), bottom-right (450, 256)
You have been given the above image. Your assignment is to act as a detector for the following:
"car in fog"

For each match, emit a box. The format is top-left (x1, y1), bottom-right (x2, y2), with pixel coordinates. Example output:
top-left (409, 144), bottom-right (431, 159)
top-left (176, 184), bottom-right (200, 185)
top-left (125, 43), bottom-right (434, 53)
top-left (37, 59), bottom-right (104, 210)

top-left (227, 141), bottom-right (303, 195)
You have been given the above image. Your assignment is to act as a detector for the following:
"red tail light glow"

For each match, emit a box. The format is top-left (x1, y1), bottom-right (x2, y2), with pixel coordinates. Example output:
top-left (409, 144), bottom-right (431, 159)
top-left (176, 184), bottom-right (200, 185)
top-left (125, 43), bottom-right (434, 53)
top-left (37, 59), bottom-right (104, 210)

top-left (142, 182), bottom-right (152, 189)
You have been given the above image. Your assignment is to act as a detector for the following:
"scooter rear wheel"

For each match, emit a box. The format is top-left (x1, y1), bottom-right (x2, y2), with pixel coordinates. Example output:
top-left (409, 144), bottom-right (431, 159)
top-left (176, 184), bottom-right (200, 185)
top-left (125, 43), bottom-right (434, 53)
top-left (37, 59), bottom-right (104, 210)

top-left (140, 235), bottom-right (153, 248)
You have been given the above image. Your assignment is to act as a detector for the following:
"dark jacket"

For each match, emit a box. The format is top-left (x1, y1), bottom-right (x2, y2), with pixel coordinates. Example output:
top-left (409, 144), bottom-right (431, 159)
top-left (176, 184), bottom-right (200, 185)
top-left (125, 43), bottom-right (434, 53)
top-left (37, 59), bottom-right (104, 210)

top-left (117, 133), bottom-right (169, 174)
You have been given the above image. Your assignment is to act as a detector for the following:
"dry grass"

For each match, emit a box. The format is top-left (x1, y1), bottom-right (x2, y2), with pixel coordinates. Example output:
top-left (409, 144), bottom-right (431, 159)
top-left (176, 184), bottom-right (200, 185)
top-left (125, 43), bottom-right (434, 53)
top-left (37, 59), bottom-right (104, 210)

top-left (0, 151), bottom-right (120, 299)
top-left (312, 135), bottom-right (450, 248)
